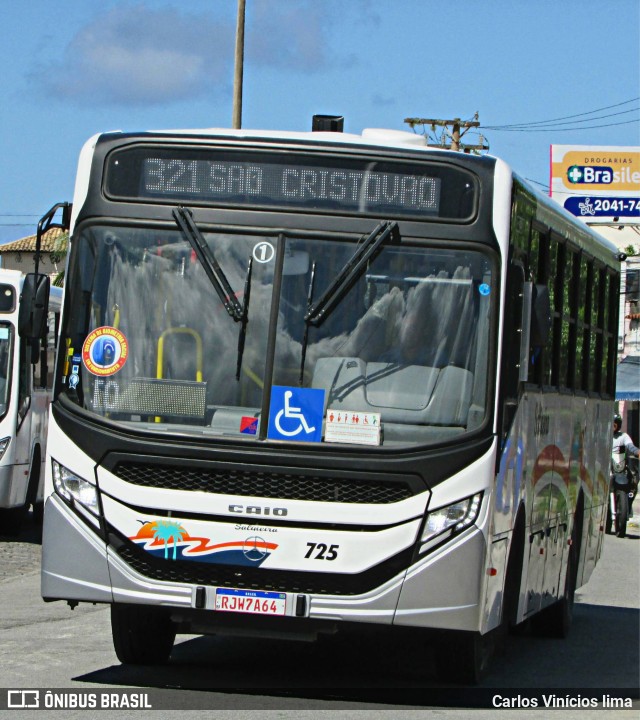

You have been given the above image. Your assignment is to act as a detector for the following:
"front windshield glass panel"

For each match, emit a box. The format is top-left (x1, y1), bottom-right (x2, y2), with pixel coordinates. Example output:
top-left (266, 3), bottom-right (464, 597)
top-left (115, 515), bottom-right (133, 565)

top-left (0, 323), bottom-right (13, 419)
top-left (60, 225), bottom-right (493, 448)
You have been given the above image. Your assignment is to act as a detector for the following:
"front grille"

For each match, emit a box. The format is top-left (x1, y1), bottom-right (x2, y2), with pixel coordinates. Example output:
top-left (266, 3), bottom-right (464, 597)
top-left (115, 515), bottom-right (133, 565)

top-left (112, 461), bottom-right (415, 504)
top-left (111, 530), bottom-right (412, 596)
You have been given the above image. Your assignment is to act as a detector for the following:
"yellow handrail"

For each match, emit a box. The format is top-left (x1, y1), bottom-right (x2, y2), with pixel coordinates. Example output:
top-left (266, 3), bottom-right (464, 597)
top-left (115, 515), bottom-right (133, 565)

top-left (156, 327), bottom-right (203, 382)
top-left (155, 327), bottom-right (203, 423)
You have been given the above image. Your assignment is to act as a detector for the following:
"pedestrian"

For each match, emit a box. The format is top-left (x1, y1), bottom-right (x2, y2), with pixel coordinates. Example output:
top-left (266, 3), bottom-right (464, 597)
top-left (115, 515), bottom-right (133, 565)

top-left (612, 414), bottom-right (639, 517)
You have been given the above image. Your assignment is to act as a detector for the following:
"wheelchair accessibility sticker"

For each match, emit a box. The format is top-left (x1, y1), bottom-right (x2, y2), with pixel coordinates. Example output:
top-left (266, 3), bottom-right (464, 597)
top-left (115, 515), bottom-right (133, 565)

top-left (267, 386), bottom-right (325, 442)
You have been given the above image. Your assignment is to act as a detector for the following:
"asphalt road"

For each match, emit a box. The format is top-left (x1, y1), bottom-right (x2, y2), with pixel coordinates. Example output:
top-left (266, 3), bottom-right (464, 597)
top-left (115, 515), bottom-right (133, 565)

top-left (0, 512), bottom-right (638, 718)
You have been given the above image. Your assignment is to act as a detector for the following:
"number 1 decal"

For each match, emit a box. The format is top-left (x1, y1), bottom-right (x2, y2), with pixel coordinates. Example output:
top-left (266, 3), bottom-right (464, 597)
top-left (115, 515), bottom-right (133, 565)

top-left (253, 241), bottom-right (275, 264)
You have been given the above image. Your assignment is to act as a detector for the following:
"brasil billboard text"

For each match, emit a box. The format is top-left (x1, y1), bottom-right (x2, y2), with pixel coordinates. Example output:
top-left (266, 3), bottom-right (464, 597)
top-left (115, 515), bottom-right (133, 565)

top-left (550, 145), bottom-right (640, 222)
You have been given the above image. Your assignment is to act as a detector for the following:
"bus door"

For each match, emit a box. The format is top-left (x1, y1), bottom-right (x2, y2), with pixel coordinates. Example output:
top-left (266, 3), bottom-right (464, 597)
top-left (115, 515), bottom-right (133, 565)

top-left (524, 474), bottom-right (551, 616)
top-left (14, 335), bottom-right (34, 467)
top-left (523, 394), bottom-right (554, 617)
top-left (542, 492), bottom-right (569, 606)
top-left (541, 398), bottom-right (574, 604)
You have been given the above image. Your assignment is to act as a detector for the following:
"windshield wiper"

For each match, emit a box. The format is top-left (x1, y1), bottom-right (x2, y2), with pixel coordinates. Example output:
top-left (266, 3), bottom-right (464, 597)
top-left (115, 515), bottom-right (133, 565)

top-left (299, 260), bottom-right (317, 384)
top-left (299, 220), bottom-right (400, 384)
top-left (236, 257), bottom-right (253, 381)
top-left (304, 221), bottom-right (400, 327)
top-left (173, 206), bottom-right (251, 380)
top-left (173, 207), bottom-right (243, 321)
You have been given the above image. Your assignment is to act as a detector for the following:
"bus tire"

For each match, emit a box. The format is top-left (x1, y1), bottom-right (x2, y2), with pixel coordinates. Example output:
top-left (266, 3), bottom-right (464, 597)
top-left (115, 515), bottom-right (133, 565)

top-left (111, 604), bottom-right (175, 665)
top-left (615, 489), bottom-right (628, 538)
top-left (32, 501), bottom-right (44, 524)
top-left (0, 449), bottom-right (40, 536)
top-left (434, 630), bottom-right (492, 685)
top-left (26, 446), bottom-right (41, 505)
top-left (0, 506), bottom-right (27, 537)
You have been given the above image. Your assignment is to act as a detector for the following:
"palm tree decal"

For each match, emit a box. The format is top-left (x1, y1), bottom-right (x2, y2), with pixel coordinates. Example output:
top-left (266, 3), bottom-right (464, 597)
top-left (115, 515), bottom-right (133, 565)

top-left (150, 520), bottom-right (187, 560)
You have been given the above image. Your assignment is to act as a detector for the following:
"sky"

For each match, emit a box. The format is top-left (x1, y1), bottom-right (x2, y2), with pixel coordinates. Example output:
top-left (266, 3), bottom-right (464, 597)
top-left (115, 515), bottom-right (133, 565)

top-left (0, 0), bottom-right (638, 244)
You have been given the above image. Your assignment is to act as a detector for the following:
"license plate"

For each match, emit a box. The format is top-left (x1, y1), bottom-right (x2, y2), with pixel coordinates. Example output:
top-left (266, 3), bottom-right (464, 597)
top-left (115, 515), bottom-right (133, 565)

top-left (215, 588), bottom-right (287, 616)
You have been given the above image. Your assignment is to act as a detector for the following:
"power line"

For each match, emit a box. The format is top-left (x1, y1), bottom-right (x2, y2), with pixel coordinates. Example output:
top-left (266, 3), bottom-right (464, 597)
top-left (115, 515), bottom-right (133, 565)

top-left (484, 97), bottom-right (639, 130)
top-left (485, 107), bottom-right (639, 130)
top-left (525, 178), bottom-right (549, 191)
top-left (0, 214), bottom-right (41, 228)
top-left (486, 118), bottom-right (639, 132)
top-left (404, 99), bottom-right (639, 153)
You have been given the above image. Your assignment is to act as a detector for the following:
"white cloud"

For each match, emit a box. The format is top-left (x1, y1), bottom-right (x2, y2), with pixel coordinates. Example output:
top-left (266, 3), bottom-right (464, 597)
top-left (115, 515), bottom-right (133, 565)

top-left (30, 1), bottom-right (380, 107)
top-left (32, 3), bottom-right (234, 106)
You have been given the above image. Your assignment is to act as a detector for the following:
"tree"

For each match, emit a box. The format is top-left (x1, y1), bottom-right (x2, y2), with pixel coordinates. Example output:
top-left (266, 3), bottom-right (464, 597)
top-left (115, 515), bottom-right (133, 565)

top-left (150, 520), bottom-right (187, 560)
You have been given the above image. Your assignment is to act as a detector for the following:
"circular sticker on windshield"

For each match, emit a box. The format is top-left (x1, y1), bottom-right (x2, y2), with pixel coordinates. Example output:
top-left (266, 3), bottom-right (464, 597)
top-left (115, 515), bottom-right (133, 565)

top-left (479, 283), bottom-right (491, 296)
top-left (252, 241), bottom-right (275, 264)
top-left (82, 326), bottom-right (128, 376)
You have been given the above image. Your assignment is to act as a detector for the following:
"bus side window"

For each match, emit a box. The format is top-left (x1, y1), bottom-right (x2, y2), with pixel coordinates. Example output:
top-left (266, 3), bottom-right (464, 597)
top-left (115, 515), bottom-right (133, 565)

top-left (527, 224), bottom-right (543, 383)
top-left (500, 260), bottom-right (525, 437)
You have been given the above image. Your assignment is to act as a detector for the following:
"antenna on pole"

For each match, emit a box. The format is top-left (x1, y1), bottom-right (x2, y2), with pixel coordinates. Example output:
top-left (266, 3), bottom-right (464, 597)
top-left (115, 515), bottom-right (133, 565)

top-left (232, 0), bottom-right (246, 129)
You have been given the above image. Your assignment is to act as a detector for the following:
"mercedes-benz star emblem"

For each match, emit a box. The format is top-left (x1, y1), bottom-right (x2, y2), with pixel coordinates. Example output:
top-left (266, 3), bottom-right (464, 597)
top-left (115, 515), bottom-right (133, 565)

top-left (242, 536), bottom-right (268, 562)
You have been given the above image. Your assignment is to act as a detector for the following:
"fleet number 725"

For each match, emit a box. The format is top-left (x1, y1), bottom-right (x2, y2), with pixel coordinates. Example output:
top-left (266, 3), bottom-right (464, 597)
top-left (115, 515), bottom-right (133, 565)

top-left (304, 542), bottom-right (339, 560)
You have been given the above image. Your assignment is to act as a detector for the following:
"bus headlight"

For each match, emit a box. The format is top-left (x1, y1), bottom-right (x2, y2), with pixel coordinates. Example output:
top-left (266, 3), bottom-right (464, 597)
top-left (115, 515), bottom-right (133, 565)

top-left (52, 460), bottom-right (99, 514)
top-left (0, 436), bottom-right (10, 461)
top-left (420, 492), bottom-right (483, 553)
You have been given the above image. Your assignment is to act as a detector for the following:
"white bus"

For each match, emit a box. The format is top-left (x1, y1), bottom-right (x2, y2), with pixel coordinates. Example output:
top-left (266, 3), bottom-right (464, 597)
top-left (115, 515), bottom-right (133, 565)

top-left (40, 118), bottom-right (621, 682)
top-left (0, 269), bottom-right (62, 534)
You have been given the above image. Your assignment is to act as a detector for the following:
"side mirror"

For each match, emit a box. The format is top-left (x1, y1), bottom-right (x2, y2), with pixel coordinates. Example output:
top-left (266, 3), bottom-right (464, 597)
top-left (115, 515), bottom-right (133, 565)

top-left (530, 284), bottom-right (551, 347)
top-left (18, 273), bottom-right (50, 339)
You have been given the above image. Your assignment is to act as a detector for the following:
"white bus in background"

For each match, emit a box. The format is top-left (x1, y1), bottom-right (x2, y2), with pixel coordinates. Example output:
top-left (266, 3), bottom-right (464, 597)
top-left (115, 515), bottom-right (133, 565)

top-left (0, 269), bottom-right (62, 534)
top-left (39, 117), bottom-right (621, 683)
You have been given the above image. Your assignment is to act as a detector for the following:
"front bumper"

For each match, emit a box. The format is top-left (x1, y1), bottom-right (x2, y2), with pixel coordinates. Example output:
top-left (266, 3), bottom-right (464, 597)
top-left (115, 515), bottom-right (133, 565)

top-left (42, 493), bottom-right (486, 632)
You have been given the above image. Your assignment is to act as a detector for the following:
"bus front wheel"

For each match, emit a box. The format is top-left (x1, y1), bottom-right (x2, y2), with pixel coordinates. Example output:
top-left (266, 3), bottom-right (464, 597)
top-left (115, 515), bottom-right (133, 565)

top-left (110, 603), bottom-right (176, 665)
top-left (0, 506), bottom-right (27, 536)
top-left (434, 629), bottom-right (493, 685)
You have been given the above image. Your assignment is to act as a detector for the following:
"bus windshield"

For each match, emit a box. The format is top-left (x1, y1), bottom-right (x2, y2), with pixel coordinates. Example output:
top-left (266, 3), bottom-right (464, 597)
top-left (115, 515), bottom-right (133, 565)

top-left (59, 224), bottom-right (494, 447)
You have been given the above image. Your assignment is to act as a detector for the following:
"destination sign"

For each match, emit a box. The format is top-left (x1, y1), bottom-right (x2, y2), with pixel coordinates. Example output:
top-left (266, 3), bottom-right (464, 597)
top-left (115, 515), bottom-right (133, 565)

top-left (105, 146), bottom-right (476, 219)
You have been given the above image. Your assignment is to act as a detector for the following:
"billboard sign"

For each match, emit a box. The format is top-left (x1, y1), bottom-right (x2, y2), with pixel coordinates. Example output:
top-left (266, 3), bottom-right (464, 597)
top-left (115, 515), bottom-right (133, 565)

top-left (550, 145), bottom-right (640, 223)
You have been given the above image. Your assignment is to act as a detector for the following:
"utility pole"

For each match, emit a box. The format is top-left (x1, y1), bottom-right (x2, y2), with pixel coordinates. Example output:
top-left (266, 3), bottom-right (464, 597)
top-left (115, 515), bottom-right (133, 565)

top-left (404, 114), bottom-right (488, 153)
top-left (232, 0), bottom-right (246, 129)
